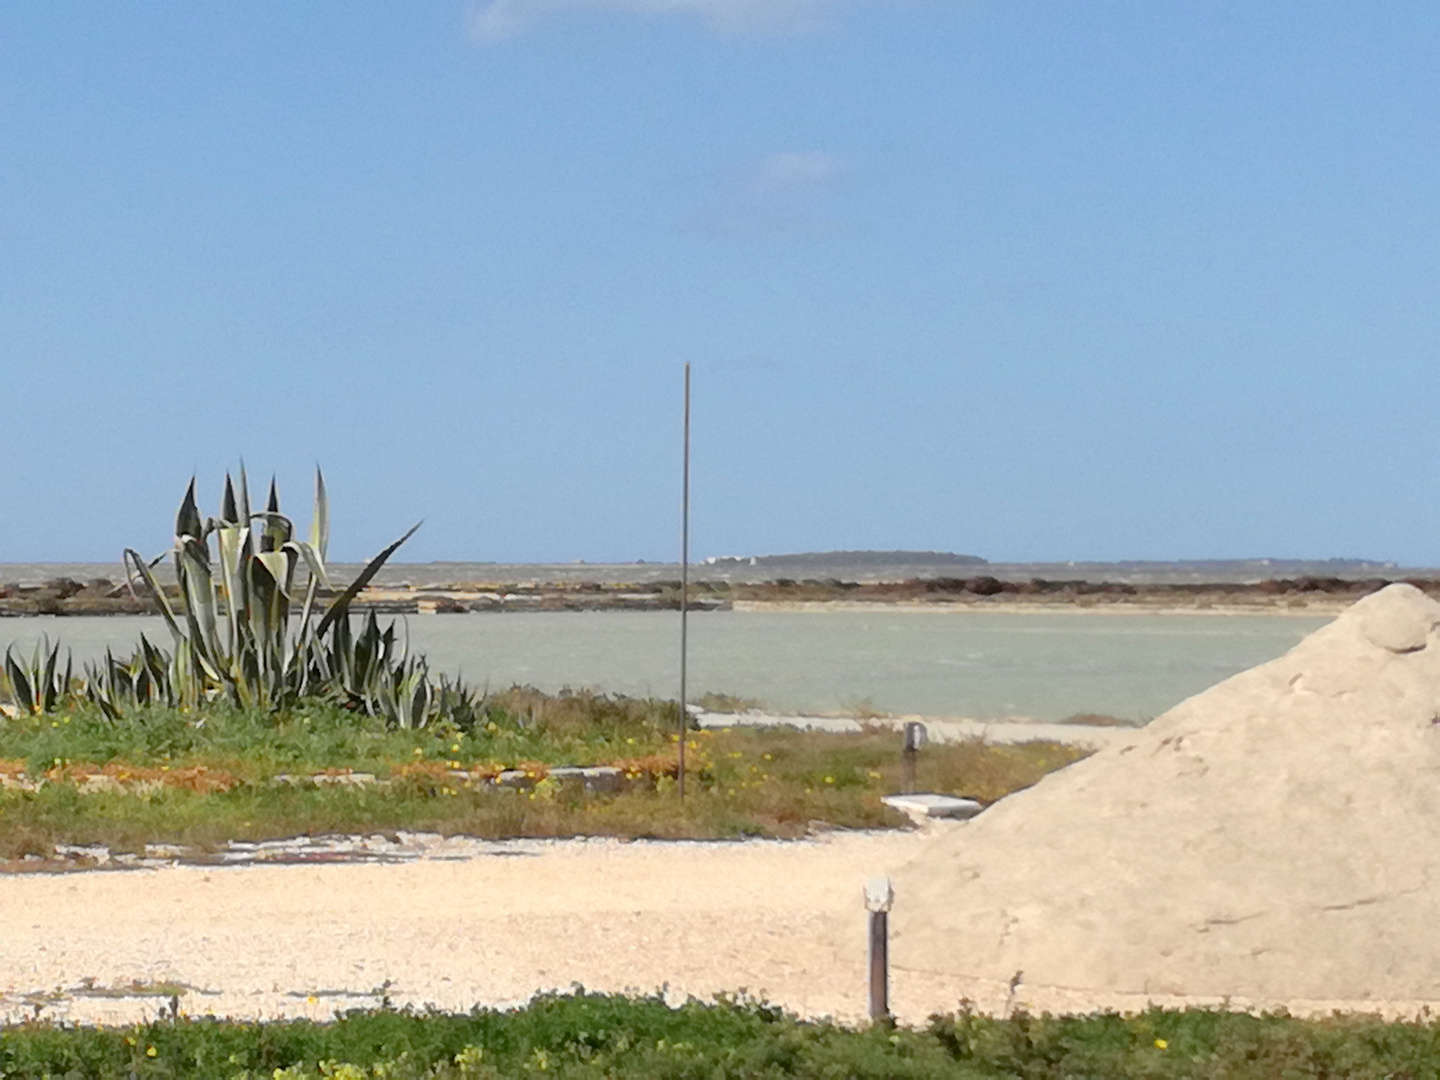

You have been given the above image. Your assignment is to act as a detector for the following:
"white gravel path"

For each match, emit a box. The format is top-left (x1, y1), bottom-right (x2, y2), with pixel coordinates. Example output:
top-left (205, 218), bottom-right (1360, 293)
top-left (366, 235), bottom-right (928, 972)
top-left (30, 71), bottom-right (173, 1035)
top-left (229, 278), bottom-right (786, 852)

top-left (1, 830), bottom-right (957, 1027)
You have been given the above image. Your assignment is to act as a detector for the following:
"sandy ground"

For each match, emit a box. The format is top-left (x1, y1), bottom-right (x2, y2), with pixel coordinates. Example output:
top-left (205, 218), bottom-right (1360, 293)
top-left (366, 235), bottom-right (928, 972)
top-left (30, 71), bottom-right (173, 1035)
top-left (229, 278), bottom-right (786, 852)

top-left (14, 592), bottom-right (1440, 1035)
top-left (0, 831), bottom-right (960, 1027)
top-left (0, 720), bottom-right (1131, 1028)
top-left (4, 827), bottom-right (1430, 1029)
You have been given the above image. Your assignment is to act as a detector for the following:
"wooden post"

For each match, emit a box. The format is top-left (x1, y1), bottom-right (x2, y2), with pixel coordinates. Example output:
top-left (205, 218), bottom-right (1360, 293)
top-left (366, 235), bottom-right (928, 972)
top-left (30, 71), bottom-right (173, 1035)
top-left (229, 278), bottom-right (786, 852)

top-left (869, 910), bottom-right (889, 1020)
top-left (864, 876), bottom-right (894, 1022)
top-left (902, 721), bottom-right (927, 795)
top-left (678, 362), bottom-right (691, 799)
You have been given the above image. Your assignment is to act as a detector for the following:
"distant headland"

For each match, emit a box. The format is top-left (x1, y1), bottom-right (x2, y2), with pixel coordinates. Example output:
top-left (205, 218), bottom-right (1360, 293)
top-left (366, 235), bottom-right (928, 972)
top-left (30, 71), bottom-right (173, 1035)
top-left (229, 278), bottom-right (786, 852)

top-left (1, 553), bottom-right (1433, 617)
top-left (704, 550), bottom-right (988, 569)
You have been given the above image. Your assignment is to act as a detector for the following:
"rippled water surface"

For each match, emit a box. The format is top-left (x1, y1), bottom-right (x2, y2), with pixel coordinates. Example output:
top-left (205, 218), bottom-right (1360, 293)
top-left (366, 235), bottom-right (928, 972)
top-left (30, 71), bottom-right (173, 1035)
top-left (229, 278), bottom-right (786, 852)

top-left (0, 609), bottom-right (1330, 721)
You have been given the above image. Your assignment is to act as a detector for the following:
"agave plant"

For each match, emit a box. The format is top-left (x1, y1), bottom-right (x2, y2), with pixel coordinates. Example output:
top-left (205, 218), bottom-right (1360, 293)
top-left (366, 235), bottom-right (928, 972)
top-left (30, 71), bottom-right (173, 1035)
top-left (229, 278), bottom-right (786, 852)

top-left (0, 469), bottom-right (485, 729)
top-left (2, 635), bottom-right (73, 716)
top-left (83, 638), bottom-right (178, 716)
top-left (118, 468), bottom-right (407, 711)
top-left (84, 467), bottom-right (473, 728)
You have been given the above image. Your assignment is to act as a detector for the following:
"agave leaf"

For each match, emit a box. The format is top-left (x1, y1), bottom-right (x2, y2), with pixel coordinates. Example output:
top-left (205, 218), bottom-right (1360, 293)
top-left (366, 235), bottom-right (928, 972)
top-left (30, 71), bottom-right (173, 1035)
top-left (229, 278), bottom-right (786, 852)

top-left (258, 477), bottom-right (285, 553)
top-left (216, 524), bottom-right (248, 583)
top-left (310, 467), bottom-right (330, 564)
top-left (246, 556), bottom-right (279, 690)
top-left (407, 668), bottom-right (431, 729)
top-left (84, 651), bottom-right (122, 723)
top-left (173, 637), bottom-right (194, 708)
top-left (27, 637), bottom-right (43, 707)
top-left (177, 537), bottom-right (223, 682)
top-left (253, 510), bottom-right (295, 555)
top-left (215, 524), bottom-right (249, 655)
top-left (221, 474), bottom-right (239, 525)
top-left (40, 638), bottom-right (59, 713)
top-left (176, 478), bottom-right (203, 541)
top-left (138, 635), bottom-right (172, 704)
top-left (4, 647), bottom-right (33, 714)
top-left (288, 539), bottom-right (329, 595)
top-left (315, 521), bottom-right (422, 637)
top-left (93, 693), bottom-right (121, 723)
top-left (354, 610), bottom-right (379, 689)
top-left (257, 550), bottom-right (294, 601)
top-left (124, 548), bottom-right (185, 649)
top-left (288, 539), bottom-right (330, 589)
top-left (238, 462), bottom-right (254, 558)
top-left (288, 540), bottom-right (330, 653)
top-left (121, 549), bottom-right (169, 601)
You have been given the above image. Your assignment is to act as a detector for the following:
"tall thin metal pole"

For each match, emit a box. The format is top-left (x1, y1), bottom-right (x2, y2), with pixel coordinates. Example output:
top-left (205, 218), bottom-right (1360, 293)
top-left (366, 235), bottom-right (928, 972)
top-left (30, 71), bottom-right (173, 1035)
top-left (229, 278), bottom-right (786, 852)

top-left (678, 362), bottom-right (691, 799)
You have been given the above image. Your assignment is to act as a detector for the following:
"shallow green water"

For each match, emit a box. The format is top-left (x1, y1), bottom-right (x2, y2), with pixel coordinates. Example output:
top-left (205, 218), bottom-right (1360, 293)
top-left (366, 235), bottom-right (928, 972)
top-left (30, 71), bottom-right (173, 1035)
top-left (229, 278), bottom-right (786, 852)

top-left (0, 609), bottom-right (1329, 721)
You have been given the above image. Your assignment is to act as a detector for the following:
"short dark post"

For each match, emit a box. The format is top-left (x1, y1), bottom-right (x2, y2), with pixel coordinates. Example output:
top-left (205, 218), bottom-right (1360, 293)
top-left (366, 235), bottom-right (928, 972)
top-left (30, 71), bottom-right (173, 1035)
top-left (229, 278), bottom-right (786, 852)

top-left (901, 721), bottom-right (928, 794)
top-left (864, 876), bottom-right (894, 1022)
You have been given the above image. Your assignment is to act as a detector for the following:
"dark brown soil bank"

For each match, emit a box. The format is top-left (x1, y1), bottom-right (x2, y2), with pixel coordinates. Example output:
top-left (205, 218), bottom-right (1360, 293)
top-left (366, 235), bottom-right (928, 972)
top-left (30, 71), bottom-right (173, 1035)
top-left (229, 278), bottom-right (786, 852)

top-left (6, 574), bottom-right (1438, 617)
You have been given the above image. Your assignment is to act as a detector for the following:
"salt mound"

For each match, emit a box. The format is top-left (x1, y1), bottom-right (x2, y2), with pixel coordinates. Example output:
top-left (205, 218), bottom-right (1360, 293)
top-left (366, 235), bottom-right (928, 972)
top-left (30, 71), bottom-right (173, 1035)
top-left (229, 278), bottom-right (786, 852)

top-left (891, 583), bottom-right (1440, 1003)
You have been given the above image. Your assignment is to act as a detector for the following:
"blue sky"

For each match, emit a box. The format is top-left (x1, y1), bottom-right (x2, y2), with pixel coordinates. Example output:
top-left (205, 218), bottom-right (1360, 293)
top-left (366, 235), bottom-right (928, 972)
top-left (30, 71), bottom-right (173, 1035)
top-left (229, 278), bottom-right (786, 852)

top-left (2, 2), bottom-right (1436, 565)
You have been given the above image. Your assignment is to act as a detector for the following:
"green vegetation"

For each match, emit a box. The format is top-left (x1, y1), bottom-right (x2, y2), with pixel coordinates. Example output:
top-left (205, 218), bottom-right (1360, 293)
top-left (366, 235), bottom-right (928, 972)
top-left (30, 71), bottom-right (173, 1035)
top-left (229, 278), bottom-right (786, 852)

top-left (2, 468), bottom-right (476, 729)
top-left (694, 691), bottom-right (763, 713)
top-left (6, 993), bottom-right (1440, 1078)
top-left (0, 471), bottom-right (1089, 858)
top-left (1058, 713), bottom-right (1142, 728)
top-left (0, 690), bottom-right (1084, 860)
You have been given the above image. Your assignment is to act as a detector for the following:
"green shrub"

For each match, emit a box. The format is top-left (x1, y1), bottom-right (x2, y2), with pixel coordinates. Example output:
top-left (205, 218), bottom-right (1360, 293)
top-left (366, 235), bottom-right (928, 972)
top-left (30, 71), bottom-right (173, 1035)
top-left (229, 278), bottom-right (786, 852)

top-left (7, 994), bottom-right (1440, 1078)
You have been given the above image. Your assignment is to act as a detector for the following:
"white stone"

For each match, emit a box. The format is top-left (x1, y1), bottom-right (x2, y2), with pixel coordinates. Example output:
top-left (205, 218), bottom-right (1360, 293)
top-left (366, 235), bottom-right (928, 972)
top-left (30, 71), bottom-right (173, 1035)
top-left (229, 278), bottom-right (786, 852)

top-left (882, 793), bottom-right (984, 821)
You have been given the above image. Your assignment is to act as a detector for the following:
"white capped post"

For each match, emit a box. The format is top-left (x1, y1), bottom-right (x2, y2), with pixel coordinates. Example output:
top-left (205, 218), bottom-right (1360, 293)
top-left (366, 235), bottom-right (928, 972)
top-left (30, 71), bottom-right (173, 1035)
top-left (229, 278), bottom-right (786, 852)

top-left (865, 876), bottom-right (894, 1021)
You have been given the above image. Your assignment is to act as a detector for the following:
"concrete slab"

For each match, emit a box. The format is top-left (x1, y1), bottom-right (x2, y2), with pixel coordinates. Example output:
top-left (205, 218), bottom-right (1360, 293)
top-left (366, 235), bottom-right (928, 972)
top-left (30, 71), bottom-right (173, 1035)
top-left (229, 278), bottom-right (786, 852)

top-left (881, 792), bottom-right (984, 821)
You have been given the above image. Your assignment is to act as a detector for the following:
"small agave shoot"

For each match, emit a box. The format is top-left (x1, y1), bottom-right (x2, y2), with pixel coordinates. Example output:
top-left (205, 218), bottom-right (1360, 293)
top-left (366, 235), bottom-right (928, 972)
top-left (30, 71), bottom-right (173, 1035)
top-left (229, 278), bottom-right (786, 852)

top-left (2, 468), bottom-right (479, 729)
top-left (1, 635), bottom-right (72, 716)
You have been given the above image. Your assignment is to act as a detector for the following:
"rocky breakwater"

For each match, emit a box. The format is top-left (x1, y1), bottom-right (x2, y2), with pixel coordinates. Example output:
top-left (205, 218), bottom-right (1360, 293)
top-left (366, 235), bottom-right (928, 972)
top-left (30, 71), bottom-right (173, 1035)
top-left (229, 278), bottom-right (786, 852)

top-left (0, 577), bottom-right (147, 616)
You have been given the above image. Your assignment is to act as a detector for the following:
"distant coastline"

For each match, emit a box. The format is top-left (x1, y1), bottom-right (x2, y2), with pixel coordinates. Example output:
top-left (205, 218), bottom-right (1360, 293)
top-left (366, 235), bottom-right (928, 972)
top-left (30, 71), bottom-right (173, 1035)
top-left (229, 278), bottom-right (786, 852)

top-left (0, 552), bottom-right (1432, 617)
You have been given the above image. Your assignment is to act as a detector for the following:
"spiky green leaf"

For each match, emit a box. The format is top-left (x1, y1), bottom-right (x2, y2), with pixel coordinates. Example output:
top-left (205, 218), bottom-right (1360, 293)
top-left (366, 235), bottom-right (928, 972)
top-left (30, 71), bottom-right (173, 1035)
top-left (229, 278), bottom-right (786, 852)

top-left (315, 521), bottom-right (422, 637)
top-left (310, 467), bottom-right (330, 564)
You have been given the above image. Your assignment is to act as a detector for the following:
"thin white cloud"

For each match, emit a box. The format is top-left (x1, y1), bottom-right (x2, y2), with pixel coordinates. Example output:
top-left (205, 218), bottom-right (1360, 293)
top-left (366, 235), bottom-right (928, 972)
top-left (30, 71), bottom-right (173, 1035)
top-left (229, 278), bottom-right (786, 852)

top-left (681, 149), bottom-right (846, 237)
top-left (467, 0), bottom-right (855, 42)
top-left (753, 151), bottom-right (840, 192)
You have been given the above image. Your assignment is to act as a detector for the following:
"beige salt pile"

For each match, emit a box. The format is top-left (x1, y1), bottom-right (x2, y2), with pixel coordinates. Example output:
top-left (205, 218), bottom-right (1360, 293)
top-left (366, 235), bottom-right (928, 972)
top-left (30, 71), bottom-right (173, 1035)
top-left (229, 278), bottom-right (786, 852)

top-left (892, 583), bottom-right (1440, 1006)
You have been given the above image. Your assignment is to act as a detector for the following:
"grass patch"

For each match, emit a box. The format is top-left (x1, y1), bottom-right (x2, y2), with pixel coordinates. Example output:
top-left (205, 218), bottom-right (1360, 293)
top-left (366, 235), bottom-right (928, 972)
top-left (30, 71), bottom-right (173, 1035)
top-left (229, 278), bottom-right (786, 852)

top-left (1057, 713), bottom-right (1142, 728)
top-left (6, 993), bottom-right (1440, 1078)
top-left (0, 688), bottom-right (678, 782)
top-left (0, 690), bottom-right (1087, 859)
top-left (694, 691), bottom-right (763, 713)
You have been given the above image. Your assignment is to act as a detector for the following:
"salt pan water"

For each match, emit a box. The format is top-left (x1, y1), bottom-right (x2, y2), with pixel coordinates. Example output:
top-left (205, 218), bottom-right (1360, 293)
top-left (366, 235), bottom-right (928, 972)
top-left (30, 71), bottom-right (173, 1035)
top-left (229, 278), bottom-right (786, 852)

top-left (0, 609), bottom-right (1328, 722)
